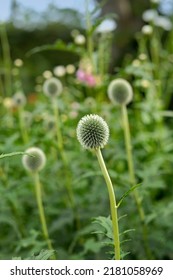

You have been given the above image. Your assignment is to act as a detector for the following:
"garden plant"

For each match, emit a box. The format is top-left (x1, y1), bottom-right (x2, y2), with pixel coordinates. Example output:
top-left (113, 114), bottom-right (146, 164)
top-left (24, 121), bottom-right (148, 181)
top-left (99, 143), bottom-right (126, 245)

top-left (0, 0), bottom-right (173, 260)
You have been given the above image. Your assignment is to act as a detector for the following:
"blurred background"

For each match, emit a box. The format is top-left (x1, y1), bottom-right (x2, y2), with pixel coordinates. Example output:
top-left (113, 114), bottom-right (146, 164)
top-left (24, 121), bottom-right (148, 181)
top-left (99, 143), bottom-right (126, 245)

top-left (0, 0), bottom-right (173, 95)
top-left (1, 0), bottom-right (173, 260)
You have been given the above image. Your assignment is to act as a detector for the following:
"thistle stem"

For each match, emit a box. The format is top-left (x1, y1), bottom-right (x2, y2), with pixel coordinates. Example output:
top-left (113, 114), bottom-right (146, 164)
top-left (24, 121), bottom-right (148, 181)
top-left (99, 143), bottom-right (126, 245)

top-left (52, 101), bottom-right (80, 231)
top-left (18, 107), bottom-right (28, 144)
top-left (121, 104), bottom-right (153, 259)
top-left (33, 172), bottom-right (56, 259)
top-left (95, 148), bottom-right (120, 260)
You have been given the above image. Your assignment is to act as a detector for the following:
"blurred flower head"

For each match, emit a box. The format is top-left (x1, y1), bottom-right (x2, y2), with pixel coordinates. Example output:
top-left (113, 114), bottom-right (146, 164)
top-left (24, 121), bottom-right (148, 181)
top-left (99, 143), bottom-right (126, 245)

top-left (141, 25), bottom-right (153, 35)
top-left (53, 65), bottom-right (66, 77)
top-left (66, 64), bottom-right (76, 74)
top-left (108, 78), bottom-right (133, 106)
top-left (12, 91), bottom-right (27, 108)
top-left (22, 147), bottom-right (46, 173)
top-left (43, 77), bottom-right (63, 98)
top-left (3, 97), bottom-right (14, 109)
top-left (154, 16), bottom-right (172, 31)
top-left (74, 34), bottom-right (86, 45)
top-left (96, 19), bottom-right (117, 34)
top-left (43, 70), bottom-right (53, 79)
top-left (142, 9), bottom-right (158, 22)
top-left (14, 58), bottom-right (23, 67)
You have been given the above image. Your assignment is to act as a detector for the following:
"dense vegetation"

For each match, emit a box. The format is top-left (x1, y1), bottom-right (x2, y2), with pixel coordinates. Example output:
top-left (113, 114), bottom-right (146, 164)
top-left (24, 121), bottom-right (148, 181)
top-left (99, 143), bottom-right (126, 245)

top-left (0, 0), bottom-right (173, 260)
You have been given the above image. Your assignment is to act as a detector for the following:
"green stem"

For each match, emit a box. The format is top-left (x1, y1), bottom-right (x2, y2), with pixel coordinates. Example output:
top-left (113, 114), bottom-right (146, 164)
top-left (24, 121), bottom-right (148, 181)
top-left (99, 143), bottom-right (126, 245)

top-left (121, 105), bottom-right (135, 184)
top-left (33, 172), bottom-right (56, 259)
top-left (52, 100), bottom-right (80, 231)
top-left (52, 101), bottom-right (64, 157)
top-left (0, 75), bottom-right (5, 96)
top-left (95, 148), bottom-right (120, 260)
top-left (0, 24), bottom-right (12, 96)
top-left (121, 105), bottom-right (153, 259)
top-left (18, 107), bottom-right (28, 144)
top-left (52, 101), bottom-right (74, 206)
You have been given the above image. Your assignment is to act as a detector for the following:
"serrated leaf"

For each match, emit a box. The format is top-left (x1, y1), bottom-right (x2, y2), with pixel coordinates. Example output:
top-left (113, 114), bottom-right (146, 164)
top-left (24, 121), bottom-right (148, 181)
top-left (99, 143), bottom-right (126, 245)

top-left (93, 216), bottom-right (113, 240)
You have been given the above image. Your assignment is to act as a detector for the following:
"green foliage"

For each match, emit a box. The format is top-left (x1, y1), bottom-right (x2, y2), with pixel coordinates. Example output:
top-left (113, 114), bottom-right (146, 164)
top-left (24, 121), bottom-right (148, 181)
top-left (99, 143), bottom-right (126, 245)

top-left (0, 0), bottom-right (173, 260)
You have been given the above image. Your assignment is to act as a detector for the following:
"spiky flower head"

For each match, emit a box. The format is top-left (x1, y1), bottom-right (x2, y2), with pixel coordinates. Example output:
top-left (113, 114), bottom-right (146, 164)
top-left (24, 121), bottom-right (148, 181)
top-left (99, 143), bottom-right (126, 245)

top-left (108, 78), bottom-right (133, 106)
top-left (77, 114), bottom-right (109, 150)
top-left (13, 91), bottom-right (27, 108)
top-left (43, 77), bottom-right (63, 98)
top-left (22, 147), bottom-right (46, 173)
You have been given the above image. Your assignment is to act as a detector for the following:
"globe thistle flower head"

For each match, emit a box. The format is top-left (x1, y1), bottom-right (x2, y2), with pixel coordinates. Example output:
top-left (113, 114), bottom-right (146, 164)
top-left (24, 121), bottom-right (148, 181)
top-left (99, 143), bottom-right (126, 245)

top-left (22, 147), bottom-right (46, 173)
top-left (13, 91), bottom-right (27, 108)
top-left (108, 78), bottom-right (133, 106)
top-left (43, 77), bottom-right (63, 98)
top-left (77, 114), bottom-right (109, 150)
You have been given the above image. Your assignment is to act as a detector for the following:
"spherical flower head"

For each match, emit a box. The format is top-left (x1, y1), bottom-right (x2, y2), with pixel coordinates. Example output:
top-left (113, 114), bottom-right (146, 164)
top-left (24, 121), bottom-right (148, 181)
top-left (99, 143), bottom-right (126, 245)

top-left (108, 78), bottom-right (133, 106)
top-left (22, 147), bottom-right (46, 173)
top-left (77, 114), bottom-right (109, 150)
top-left (43, 77), bottom-right (63, 98)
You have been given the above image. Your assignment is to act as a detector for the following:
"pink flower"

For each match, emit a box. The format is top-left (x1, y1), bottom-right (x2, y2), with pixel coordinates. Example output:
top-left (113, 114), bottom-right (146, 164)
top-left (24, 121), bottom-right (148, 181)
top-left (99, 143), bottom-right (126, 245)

top-left (85, 74), bottom-right (96, 87)
top-left (76, 69), bottom-right (86, 82)
top-left (76, 69), bottom-right (96, 87)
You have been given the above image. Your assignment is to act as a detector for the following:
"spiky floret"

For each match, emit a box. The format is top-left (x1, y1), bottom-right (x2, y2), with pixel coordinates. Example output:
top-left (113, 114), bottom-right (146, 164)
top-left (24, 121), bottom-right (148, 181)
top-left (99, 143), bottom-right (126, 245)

top-left (77, 114), bottom-right (109, 149)
top-left (43, 77), bottom-right (63, 98)
top-left (22, 147), bottom-right (46, 173)
top-left (108, 78), bottom-right (133, 106)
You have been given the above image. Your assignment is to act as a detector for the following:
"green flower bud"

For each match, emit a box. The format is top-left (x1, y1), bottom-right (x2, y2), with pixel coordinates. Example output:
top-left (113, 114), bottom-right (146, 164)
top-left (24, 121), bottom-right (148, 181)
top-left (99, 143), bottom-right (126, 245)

top-left (108, 78), bottom-right (133, 106)
top-left (43, 77), bottom-right (63, 98)
top-left (22, 147), bottom-right (46, 173)
top-left (77, 114), bottom-right (109, 149)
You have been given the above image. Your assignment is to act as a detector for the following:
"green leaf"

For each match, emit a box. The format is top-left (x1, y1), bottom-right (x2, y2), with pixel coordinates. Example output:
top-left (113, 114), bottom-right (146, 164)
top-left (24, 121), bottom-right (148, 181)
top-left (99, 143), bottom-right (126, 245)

top-left (117, 183), bottom-right (142, 208)
top-left (27, 39), bottom-right (83, 57)
top-left (93, 216), bottom-right (113, 240)
top-left (29, 249), bottom-right (55, 260)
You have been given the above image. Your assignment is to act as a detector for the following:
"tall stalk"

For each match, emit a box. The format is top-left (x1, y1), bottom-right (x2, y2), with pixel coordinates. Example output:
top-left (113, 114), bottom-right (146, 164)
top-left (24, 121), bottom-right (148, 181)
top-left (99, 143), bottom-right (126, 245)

top-left (33, 172), bottom-right (55, 256)
top-left (95, 148), bottom-right (120, 260)
top-left (121, 104), bottom-right (153, 259)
